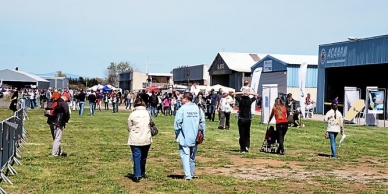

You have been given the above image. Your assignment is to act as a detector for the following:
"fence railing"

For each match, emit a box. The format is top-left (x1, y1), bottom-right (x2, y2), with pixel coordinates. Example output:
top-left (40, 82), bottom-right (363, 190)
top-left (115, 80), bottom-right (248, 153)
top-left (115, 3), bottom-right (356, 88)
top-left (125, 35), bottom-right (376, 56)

top-left (0, 100), bottom-right (28, 194)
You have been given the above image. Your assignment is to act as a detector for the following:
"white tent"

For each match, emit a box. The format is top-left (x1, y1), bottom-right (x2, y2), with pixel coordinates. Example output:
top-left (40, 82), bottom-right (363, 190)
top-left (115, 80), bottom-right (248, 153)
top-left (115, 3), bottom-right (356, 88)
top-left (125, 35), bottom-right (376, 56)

top-left (106, 84), bottom-right (117, 90)
top-left (89, 84), bottom-right (104, 91)
top-left (207, 84), bottom-right (235, 93)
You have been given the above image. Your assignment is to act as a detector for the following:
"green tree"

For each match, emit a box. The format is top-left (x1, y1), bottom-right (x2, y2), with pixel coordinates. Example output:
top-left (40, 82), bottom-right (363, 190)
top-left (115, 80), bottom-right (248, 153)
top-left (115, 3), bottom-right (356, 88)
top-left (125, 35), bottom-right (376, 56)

top-left (56, 71), bottom-right (66, 77)
top-left (105, 61), bottom-right (134, 87)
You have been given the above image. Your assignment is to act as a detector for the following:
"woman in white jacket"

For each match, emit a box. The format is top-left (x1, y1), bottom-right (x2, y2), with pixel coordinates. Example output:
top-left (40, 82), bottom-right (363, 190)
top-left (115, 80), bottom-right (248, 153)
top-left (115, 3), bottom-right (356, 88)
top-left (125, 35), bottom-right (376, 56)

top-left (324, 103), bottom-right (344, 158)
top-left (128, 98), bottom-right (152, 182)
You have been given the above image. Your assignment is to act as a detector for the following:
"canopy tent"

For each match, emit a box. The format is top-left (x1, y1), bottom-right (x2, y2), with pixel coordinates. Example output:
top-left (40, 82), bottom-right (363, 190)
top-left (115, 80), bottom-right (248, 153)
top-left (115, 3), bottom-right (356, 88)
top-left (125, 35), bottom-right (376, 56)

top-left (106, 84), bottom-right (116, 90)
top-left (207, 84), bottom-right (235, 93)
top-left (89, 84), bottom-right (104, 91)
top-left (145, 86), bottom-right (159, 93)
top-left (102, 85), bottom-right (113, 92)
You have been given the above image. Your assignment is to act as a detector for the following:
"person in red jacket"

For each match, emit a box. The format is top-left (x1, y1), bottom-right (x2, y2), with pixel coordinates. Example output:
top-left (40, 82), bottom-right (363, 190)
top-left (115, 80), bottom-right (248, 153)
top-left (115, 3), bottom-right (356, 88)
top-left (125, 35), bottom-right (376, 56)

top-left (268, 98), bottom-right (288, 155)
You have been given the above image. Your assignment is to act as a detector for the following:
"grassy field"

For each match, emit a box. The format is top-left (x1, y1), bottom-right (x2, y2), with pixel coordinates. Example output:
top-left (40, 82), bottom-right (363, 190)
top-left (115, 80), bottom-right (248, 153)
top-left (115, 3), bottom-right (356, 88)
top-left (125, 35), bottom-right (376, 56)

top-left (0, 107), bottom-right (387, 194)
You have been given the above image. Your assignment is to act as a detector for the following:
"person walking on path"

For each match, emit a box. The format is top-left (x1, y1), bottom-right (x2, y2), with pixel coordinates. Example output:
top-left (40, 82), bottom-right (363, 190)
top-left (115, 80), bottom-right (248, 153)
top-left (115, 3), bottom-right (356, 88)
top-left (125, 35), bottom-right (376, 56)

top-left (127, 98), bottom-right (152, 182)
top-left (174, 92), bottom-right (206, 180)
top-left (232, 89), bottom-right (257, 153)
top-left (324, 103), bottom-right (344, 158)
top-left (268, 98), bottom-right (289, 155)
top-left (47, 93), bottom-right (70, 157)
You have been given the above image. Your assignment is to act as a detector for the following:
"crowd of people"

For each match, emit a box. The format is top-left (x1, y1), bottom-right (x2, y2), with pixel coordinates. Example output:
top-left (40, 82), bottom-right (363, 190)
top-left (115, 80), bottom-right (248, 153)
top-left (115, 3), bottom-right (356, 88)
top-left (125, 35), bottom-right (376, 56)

top-left (5, 82), bottom-right (343, 183)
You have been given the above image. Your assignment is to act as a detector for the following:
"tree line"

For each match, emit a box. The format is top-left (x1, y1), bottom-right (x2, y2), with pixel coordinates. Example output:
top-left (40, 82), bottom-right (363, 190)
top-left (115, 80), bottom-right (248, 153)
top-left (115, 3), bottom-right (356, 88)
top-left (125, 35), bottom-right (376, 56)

top-left (56, 61), bottom-right (135, 89)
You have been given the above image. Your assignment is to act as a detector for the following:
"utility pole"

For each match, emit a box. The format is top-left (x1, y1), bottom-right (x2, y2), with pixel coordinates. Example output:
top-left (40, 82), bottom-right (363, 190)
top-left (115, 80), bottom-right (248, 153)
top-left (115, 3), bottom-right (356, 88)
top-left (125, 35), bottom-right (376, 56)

top-left (145, 56), bottom-right (157, 87)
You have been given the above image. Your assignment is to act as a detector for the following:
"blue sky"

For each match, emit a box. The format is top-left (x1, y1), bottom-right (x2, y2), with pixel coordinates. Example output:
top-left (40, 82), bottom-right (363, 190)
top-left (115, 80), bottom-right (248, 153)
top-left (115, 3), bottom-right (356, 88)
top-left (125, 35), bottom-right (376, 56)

top-left (1, 0), bottom-right (387, 78)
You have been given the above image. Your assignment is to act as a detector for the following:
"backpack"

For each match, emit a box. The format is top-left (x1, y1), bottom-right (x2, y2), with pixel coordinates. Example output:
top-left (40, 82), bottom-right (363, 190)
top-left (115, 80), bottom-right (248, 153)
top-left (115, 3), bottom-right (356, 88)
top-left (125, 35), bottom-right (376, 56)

top-left (44, 100), bottom-right (59, 117)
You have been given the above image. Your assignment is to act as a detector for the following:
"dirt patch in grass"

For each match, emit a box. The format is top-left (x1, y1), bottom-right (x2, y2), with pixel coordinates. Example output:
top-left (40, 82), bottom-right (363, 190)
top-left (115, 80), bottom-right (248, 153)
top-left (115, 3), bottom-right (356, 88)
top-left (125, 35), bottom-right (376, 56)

top-left (196, 154), bottom-right (388, 187)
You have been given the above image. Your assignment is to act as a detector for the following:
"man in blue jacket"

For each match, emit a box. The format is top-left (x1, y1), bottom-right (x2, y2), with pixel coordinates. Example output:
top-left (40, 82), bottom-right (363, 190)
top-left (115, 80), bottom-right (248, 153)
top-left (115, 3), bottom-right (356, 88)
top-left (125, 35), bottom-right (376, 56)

top-left (174, 92), bottom-right (206, 180)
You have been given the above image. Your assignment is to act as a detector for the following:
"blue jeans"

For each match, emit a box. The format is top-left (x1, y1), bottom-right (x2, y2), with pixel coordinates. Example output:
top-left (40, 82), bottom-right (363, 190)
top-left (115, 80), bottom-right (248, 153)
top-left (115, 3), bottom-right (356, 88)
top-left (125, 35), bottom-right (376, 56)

top-left (150, 106), bottom-right (157, 117)
top-left (179, 145), bottom-right (198, 180)
top-left (89, 102), bottom-right (95, 115)
top-left (130, 145), bottom-right (151, 178)
top-left (329, 132), bottom-right (338, 157)
top-left (79, 102), bottom-right (85, 116)
top-left (176, 100), bottom-right (182, 109)
top-left (112, 102), bottom-right (117, 113)
top-left (208, 105), bottom-right (216, 121)
top-left (126, 102), bottom-right (131, 109)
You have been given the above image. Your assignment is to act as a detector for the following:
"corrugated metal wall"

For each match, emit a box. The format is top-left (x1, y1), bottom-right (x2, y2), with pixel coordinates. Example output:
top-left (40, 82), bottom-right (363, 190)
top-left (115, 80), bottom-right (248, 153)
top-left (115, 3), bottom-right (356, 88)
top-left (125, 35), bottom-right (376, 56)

top-left (317, 35), bottom-right (388, 114)
top-left (251, 56), bottom-right (288, 72)
top-left (320, 35), bottom-right (388, 68)
top-left (48, 79), bottom-right (55, 88)
top-left (259, 71), bottom-right (287, 94)
top-left (286, 65), bottom-right (318, 88)
top-left (57, 80), bottom-right (64, 89)
top-left (211, 75), bottom-right (229, 87)
top-left (38, 81), bottom-right (50, 89)
top-left (229, 72), bottom-right (244, 90)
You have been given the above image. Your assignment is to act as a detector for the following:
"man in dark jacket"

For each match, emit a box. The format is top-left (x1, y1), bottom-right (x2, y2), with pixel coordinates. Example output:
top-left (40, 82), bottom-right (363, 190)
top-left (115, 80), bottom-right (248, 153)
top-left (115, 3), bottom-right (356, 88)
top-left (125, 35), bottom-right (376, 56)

top-left (138, 89), bottom-right (150, 108)
top-left (77, 89), bottom-right (86, 116)
top-left (9, 87), bottom-right (18, 113)
top-left (88, 91), bottom-right (97, 116)
top-left (47, 93), bottom-right (70, 157)
top-left (149, 91), bottom-right (158, 117)
top-left (232, 89), bottom-right (258, 153)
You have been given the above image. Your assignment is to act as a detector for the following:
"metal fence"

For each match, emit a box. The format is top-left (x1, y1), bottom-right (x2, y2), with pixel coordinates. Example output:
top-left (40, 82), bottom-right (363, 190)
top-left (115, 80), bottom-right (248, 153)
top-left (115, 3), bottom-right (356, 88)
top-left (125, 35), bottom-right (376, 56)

top-left (0, 101), bottom-right (28, 194)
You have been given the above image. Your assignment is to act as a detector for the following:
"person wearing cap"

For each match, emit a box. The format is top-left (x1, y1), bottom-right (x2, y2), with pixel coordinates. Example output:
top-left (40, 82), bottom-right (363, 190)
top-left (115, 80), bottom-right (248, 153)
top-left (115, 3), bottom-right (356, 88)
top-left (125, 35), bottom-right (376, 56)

top-left (231, 89), bottom-right (258, 153)
top-left (218, 92), bottom-right (234, 130)
top-left (46, 92), bottom-right (70, 157)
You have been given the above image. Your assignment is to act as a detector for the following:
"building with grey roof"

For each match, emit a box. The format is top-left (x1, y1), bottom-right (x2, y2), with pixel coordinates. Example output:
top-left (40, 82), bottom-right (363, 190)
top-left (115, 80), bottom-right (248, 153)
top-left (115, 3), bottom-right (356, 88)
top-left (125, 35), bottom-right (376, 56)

top-left (0, 69), bottom-right (50, 89)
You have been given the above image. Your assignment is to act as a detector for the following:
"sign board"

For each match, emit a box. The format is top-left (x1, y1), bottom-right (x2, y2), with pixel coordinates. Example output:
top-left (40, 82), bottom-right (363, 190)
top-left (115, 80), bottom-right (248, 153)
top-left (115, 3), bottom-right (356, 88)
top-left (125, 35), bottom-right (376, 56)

top-left (261, 84), bottom-right (278, 124)
top-left (263, 60), bottom-right (272, 72)
top-left (343, 87), bottom-right (360, 122)
top-left (365, 86), bottom-right (378, 126)
top-left (250, 68), bottom-right (262, 115)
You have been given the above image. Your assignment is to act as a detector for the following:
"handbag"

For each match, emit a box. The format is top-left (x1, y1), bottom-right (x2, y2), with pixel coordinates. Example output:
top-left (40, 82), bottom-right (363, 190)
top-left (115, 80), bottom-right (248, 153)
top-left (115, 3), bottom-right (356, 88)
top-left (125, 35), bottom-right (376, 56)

top-left (325, 131), bottom-right (329, 139)
top-left (148, 112), bottom-right (158, 136)
top-left (196, 107), bottom-right (204, 144)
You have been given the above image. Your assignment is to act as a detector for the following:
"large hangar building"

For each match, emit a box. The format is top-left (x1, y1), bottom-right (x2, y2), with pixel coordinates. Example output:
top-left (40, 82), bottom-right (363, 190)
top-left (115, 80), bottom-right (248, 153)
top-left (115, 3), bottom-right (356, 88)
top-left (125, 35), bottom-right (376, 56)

top-left (316, 34), bottom-right (388, 114)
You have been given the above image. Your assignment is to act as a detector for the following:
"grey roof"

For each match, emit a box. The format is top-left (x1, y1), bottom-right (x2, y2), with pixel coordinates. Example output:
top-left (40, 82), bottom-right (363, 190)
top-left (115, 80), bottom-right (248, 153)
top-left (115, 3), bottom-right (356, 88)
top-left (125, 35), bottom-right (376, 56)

top-left (217, 52), bottom-right (267, 72)
top-left (41, 76), bottom-right (68, 80)
top-left (0, 69), bottom-right (49, 82)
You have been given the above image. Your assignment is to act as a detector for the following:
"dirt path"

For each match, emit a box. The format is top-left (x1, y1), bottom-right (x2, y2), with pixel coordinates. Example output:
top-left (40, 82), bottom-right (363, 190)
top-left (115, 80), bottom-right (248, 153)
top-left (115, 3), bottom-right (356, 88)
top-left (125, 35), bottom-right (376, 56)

top-left (195, 155), bottom-right (388, 186)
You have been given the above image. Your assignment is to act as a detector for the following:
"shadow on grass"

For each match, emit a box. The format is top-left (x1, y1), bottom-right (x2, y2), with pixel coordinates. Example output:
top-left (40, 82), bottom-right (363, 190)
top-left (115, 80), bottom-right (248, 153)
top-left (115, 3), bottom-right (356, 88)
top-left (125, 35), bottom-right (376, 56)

top-left (125, 173), bottom-right (134, 179)
top-left (317, 153), bottom-right (331, 157)
top-left (167, 174), bottom-right (199, 179)
top-left (167, 174), bottom-right (185, 179)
